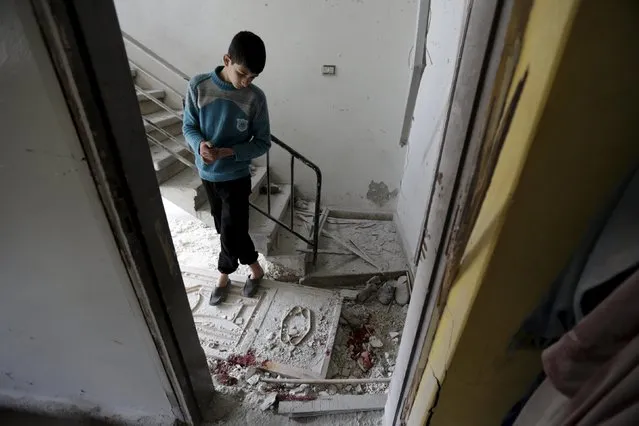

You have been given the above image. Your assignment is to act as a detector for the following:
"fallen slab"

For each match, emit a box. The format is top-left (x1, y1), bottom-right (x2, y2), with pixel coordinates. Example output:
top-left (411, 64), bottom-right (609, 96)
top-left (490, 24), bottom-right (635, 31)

top-left (278, 394), bottom-right (387, 417)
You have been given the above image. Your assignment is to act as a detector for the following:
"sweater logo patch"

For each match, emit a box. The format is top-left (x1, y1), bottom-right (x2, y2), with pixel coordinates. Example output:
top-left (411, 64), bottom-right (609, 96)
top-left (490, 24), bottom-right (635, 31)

top-left (236, 118), bottom-right (249, 132)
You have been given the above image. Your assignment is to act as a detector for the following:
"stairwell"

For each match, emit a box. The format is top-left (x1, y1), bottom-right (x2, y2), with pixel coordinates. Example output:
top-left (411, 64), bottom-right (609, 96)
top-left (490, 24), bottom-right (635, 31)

top-left (130, 66), bottom-right (293, 257)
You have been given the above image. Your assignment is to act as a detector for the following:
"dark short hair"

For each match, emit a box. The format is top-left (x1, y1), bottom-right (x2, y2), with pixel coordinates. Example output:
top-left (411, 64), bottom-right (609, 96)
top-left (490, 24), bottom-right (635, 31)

top-left (228, 31), bottom-right (266, 75)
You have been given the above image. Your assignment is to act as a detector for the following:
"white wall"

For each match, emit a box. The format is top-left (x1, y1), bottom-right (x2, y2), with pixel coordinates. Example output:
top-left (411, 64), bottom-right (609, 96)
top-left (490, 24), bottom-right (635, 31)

top-left (114, 0), bottom-right (417, 210)
top-left (395, 0), bottom-right (468, 260)
top-left (0, 2), bottom-right (179, 423)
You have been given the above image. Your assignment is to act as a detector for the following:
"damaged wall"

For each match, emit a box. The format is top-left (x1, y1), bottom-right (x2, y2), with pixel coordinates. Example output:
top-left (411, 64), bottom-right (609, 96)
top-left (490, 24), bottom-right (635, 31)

top-left (409, 0), bottom-right (639, 423)
top-left (0, 2), bottom-right (178, 422)
top-left (113, 0), bottom-right (417, 210)
top-left (394, 0), bottom-right (468, 261)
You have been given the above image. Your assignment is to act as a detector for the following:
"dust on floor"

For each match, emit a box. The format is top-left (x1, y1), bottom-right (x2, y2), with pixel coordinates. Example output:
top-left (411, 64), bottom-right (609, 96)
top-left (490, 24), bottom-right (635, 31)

top-left (163, 199), bottom-right (409, 423)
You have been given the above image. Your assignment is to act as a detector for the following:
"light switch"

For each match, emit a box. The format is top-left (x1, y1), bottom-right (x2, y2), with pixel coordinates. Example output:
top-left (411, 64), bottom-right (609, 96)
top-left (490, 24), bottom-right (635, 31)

top-left (322, 65), bottom-right (336, 76)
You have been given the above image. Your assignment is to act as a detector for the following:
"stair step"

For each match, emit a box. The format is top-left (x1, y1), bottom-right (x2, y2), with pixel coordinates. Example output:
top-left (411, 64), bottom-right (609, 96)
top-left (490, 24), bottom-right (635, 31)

top-left (248, 184), bottom-right (293, 255)
top-left (149, 135), bottom-right (191, 170)
top-left (159, 168), bottom-right (206, 212)
top-left (138, 89), bottom-right (167, 114)
top-left (143, 110), bottom-right (182, 132)
top-left (137, 88), bottom-right (166, 102)
top-left (149, 135), bottom-right (193, 184)
top-left (161, 165), bottom-right (268, 217)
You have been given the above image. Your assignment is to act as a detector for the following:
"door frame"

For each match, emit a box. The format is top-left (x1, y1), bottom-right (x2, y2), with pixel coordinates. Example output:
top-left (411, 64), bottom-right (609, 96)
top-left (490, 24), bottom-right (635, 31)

top-left (386, 0), bottom-right (519, 423)
top-left (29, 0), bottom-right (213, 423)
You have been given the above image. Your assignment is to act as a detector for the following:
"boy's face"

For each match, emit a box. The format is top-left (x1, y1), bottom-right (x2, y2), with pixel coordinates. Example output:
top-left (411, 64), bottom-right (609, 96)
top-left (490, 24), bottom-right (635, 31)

top-left (223, 54), bottom-right (259, 89)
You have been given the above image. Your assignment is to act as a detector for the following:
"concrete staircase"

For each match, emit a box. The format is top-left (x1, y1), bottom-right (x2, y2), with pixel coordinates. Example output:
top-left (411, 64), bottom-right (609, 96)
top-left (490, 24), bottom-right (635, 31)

top-left (130, 66), bottom-right (292, 255)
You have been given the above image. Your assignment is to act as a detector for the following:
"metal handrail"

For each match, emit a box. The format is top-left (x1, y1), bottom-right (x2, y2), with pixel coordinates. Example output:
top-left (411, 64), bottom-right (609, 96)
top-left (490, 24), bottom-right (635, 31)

top-left (136, 84), bottom-right (183, 121)
top-left (123, 31), bottom-right (191, 82)
top-left (130, 61), bottom-right (186, 102)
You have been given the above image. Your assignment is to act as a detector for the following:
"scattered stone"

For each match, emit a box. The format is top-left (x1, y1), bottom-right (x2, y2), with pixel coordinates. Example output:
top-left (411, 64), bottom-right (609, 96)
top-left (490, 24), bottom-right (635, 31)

top-left (257, 382), bottom-right (269, 393)
top-left (235, 317), bottom-right (244, 325)
top-left (246, 375), bottom-right (260, 386)
top-left (389, 331), bottom-right (400, 339)
top-left (260, 392), bottom-right (278, 411)
top-left (356, 282), bottom-right (377, 303)
top-left (341, 367), bottom-right (351, 377)
top-left (369, 336), bottom-right (383, 348)
top-left (367, 276), bottom-right (381, 286)
top-left (377, 281), bottom-right (395, 305)
top-left (344, 385), bottom-right (353, 392)
top-left (341, 310), bottom-right (369, 328)
top-left (318, 391), bottom-right (331, 398)
top-left (350, 368), bottom-right (363, 378)
top-left (394, 276), bottom-right (410, 306)
top-left (357, 351), bottom-right (374, 372)
top-left (355, 385), bottom-right (364, 394)
top-left (290, 384), bottom-right (309, 395)
top-left (327, 385), bottom-right (338, 395)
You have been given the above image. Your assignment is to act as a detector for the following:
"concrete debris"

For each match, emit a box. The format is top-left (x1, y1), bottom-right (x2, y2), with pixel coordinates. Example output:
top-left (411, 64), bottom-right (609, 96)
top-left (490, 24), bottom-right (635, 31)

top-left (357, 351), bottom-right (374, 372)
top-left (344, 385), bottom-right (353, 392)
top-left (246, 375), bottom-right (260, 386)
top-left (389, 331), bottom-right (400, 339)
top-left (377, 281), bottom-right (396, 305)
top-left (367, 276), bottom-right (381, 286)
top-left (290, 384), bottom-right (309, 395)
top-left (341, 309), bottom-right (369, 328)
top-left (235, 317), bottom-right (244, 325)
top-left (267, 332), bottom-right (276, 341)
top-left (318, 391), bottom-right (331, 398)
top-left (327, 384), bottom-right (338, 395)
top-left (356, 282), bottom-right (377, 303)
top-left (394, 276), bottom-right (410, 306)
top-left (369, 336), bottom-right (383, 348)
top-left (355, 385), bottom-right (364, 394)
top-left (260, 392), bottom-right (278, 411)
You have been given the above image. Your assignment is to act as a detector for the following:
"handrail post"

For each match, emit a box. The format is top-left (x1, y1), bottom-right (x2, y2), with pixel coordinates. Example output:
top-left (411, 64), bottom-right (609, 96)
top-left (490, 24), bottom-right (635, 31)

top-left (313, 171), bottom-right (322, 265)
top-left (290, 156), bottom-right (295, 229)
top-left (266, 150), bottom-right (271, 215)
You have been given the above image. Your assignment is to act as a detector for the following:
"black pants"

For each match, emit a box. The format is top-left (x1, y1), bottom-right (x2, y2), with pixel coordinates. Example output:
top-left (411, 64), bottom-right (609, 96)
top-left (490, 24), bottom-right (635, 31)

top-left (202, 176), bottom-right (258, 274)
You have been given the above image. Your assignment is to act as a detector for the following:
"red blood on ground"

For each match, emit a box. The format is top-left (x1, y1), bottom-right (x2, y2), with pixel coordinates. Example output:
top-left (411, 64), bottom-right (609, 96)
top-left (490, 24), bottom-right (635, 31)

top-left (212, 350), bottom-right (260, 386)
top-left (347, 325), bottom-right (374, 359)
top-left (216, 373), bottom-right (238, 386)
top-left (358, 351), bottom-right (374, 371)
top-left (227, 350), bottom-right (258, 367)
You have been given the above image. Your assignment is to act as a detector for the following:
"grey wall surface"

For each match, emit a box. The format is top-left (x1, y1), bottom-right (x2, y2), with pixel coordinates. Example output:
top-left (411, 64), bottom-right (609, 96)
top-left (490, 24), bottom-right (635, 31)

top-left (114, 0), bottom-right (417, 210)
top-left (0, 2), bottom-right (178, 423)
top-left (395, 0), bottom-right (468, 261)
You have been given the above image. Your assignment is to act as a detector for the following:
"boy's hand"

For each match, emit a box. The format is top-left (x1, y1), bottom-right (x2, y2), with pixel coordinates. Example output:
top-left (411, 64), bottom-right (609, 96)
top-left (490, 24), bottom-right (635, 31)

top-left (199, 142), bottom-right (235, 164)
top-left (199, 141), bottom-right (217, 164)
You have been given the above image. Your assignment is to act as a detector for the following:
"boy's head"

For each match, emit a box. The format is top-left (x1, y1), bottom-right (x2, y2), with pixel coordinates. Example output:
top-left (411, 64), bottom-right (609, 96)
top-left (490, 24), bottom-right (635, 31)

top-left (223, 31), bottom-right (266, 89)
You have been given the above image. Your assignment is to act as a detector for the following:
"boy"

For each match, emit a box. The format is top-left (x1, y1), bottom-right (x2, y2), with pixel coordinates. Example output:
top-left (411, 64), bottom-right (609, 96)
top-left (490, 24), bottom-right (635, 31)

top-left (183, 31), bottom-right (270, 305)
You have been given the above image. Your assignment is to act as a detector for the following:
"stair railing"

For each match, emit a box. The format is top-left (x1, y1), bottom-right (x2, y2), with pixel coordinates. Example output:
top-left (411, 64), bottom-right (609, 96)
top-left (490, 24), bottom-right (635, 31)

top-left (124, 33), bottom-right (322, 264)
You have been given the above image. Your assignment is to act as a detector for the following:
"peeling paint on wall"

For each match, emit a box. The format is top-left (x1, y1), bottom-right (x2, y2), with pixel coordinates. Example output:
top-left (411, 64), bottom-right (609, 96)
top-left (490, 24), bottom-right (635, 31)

top-left (367, 180), bottom-right (399, 207)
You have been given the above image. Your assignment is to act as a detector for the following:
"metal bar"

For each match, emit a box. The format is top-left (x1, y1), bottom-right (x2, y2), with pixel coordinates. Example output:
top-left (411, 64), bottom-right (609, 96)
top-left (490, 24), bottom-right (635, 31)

top-left (147, 135), bottom-right (196, 170)
top-left (249, 203), bottom-right (313, 246)
top-left (129, 62), bottom-right (185, 102)
top-left (266, 150), bottom-right (271, 215)
top-left (136, 84), bottom-right (183, 121)
top-left (290, 156), bottom-right (295, 229)
top-left (312, 168), bottom-right (322, 265)
top-left (122, 31), bottom-right (191, 82)
top-left (143, 116), bottom-right (189, 149)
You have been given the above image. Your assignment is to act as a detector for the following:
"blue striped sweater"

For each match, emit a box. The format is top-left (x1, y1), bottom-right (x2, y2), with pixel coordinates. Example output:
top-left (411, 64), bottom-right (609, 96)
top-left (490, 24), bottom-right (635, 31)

top-left (183, 66), bottom-right (271, 182)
